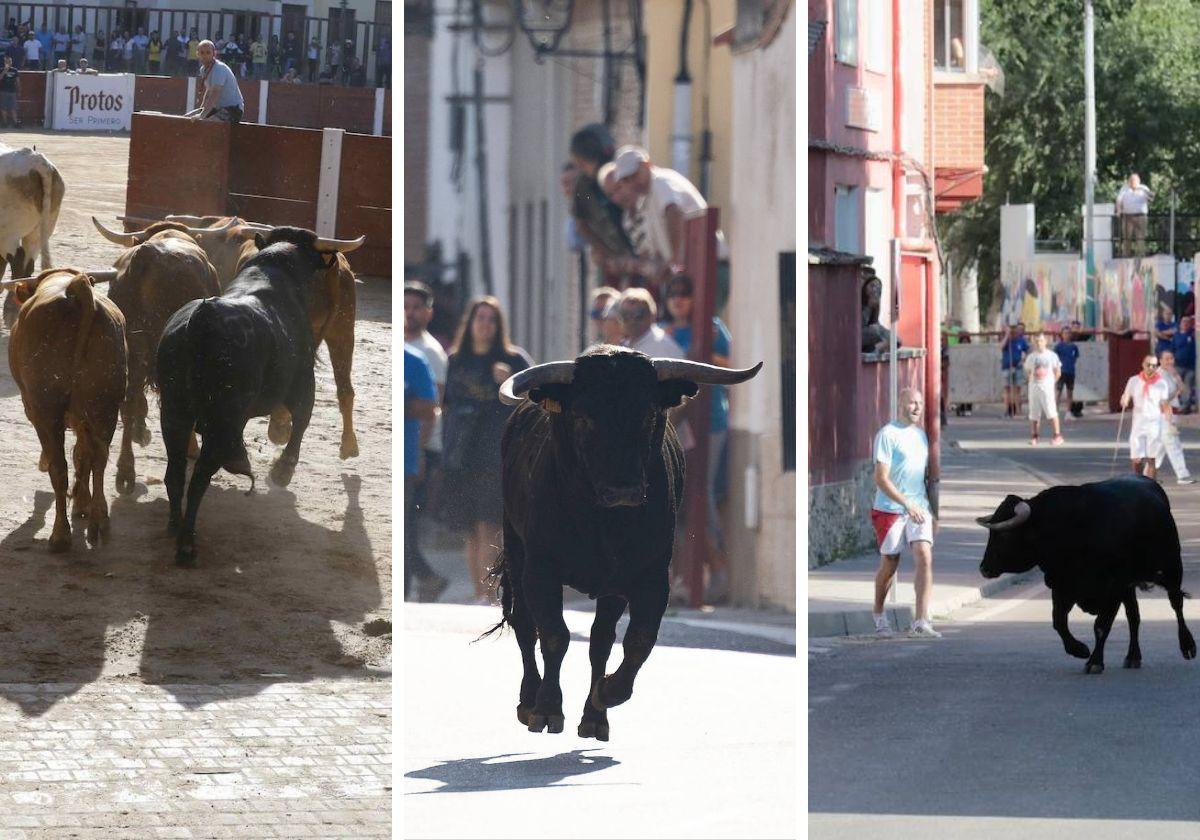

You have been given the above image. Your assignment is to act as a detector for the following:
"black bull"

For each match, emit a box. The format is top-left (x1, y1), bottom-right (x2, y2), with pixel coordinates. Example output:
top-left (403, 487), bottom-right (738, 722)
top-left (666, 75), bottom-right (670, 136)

top-left (978, 475), bottom-right (1197, 673)
top-left (484, 346), bottom-right (761, 740)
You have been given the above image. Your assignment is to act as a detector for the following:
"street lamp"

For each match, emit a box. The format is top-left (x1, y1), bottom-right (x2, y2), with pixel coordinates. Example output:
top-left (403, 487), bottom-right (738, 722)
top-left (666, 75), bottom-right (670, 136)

top-left (514, 0), bottom-right (575, 56)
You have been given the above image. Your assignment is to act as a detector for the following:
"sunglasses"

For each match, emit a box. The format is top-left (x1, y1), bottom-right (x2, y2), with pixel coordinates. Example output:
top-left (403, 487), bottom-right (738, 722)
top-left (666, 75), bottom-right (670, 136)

top-left (1145, 363), bottom-right (1159, 369)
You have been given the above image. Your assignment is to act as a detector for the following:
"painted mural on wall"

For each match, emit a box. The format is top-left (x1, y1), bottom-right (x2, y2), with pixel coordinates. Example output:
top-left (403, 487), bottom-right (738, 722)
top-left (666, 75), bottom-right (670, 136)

top-left (998, 259), bottom-right (1086, 331)
top-left (1097, 257), bottom-right (1168, 333)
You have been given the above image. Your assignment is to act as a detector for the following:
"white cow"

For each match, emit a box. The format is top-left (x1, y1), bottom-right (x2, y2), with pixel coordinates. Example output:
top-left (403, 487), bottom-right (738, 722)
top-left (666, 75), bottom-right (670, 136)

top-left (1, 143), bottom-right (66, 326)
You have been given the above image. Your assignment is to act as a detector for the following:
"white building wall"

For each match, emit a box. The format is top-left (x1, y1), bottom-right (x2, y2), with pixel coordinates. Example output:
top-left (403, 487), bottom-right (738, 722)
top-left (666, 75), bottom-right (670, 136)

top-left (726, 9), bottom-right (796, 611)
top-left (426, 5), bottom-right (511, 310)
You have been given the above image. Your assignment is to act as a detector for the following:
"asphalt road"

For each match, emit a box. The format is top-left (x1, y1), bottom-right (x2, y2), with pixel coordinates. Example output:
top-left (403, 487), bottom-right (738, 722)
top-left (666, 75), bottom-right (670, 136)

top-left (403, 604), bottom-right (796, 839)
top-left (809, 412), bottom-right (1200, 838)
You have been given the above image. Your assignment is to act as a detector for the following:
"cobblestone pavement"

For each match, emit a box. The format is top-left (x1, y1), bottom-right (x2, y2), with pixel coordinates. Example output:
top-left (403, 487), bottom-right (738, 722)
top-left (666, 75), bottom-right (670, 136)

top-left (0, 679), bottom-right (390, 839)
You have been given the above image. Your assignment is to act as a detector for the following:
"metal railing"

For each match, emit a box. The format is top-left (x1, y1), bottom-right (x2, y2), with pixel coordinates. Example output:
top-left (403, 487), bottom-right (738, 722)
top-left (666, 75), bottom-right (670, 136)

top-left (0, 3), bottom-right (391, 86)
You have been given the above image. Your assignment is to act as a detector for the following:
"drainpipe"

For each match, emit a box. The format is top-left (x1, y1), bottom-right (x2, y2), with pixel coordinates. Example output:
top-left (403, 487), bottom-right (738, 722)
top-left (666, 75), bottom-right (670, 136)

top-left (890, 0), bottom-right (903, 423)
top-left (671, 0), bottom-right (694, 178)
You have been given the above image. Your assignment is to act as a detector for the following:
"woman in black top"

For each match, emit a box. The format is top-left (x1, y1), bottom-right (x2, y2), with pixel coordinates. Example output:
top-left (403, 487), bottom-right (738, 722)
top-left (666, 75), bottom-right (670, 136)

top-left (441, 297), bottom-right (533, 602)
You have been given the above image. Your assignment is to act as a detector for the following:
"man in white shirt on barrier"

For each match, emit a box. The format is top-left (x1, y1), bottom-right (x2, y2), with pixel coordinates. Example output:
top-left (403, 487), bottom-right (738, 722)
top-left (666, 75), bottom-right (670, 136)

top-left (1115, 173), bottom-right (1154, 258)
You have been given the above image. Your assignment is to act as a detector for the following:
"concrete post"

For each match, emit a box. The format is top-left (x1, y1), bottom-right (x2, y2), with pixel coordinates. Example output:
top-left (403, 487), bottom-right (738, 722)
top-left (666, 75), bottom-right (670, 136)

top-left (316, 127), bottom-right (344, 237)
top-left (258, 80), bottom-right (268, 124)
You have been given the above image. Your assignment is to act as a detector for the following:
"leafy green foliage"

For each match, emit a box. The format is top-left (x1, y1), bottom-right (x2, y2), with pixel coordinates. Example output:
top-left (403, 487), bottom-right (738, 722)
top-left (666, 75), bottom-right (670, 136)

top-left (943, 0), bottom-right (1200, 310)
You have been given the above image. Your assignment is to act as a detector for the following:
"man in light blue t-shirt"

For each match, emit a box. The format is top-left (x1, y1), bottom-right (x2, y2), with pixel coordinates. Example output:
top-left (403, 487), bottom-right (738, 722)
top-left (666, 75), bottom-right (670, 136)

top-left (191, 39), bottom-right (244, 123)
top-left (869, 387), bottom-right (941, 638)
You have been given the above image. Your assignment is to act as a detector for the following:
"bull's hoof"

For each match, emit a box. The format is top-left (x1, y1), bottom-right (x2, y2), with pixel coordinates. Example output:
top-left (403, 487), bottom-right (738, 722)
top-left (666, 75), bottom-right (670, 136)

top-left (1065, 640), bottom-right (1091, 659)
top-left (590, 677), bottom-right (631, 711)
top-left (340, 434), bottom-right (360, 460)
top-left (134, 425), bottom-right (152, 447)
top-left (1123, 656), bottom-right (1142, 669)
top-left (526, 712), bottom-right (565, 734)
top-left (175, 544), bottom-right (197, 567)
top-left (267, 417), bottom-right (293, 446)
top-left (37, 452), bottom-right (49, 472)
top-left (577, 719), bottom-right (610, 741)
top-left (48, 534), bottom-right (71, 553)
top-left (1084, 661), bottom-right (1105, 675)
top-left (86, 520), bottom-right (103, 545)
top-left (516, 704), bottom-right (532, 727)
top-left (269, 457), bottom-right (297, 487)
top-left (1182, 633), bottom-right (1197, 660)
top-left (115, 471), bottom-right (136, 496)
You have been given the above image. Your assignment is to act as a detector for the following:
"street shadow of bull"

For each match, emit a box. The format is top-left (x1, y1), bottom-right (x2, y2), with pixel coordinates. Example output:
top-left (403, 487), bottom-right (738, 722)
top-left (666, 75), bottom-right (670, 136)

top-left (405, 750), bottom-right (623, 795)
top-left (0, 473), bottom-right (382, 717)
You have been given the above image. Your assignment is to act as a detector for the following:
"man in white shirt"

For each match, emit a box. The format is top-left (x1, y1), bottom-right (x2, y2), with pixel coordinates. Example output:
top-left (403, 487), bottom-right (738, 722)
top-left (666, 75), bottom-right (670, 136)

top-left (1121, 354), bottom-right (1172, 478)
top-left (617, 287), bottom-right (684, 359)
top-left (599, 146), bottom-right (723, 288)
top-left (22, 34), bottom-right (41, 70)
top-left (1023, 332), bottom-right (1064, 446)
top-left (1115, 173), bottom-right (1154, 257)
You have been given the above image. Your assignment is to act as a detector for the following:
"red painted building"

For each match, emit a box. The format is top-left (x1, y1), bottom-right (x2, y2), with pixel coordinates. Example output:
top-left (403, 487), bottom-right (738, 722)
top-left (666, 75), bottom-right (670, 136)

top-left (808, 0), bottom-right (985, 566)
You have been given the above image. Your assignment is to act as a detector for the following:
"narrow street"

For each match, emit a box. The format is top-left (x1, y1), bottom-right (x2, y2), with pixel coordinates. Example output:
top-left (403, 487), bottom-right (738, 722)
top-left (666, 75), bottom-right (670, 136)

top-left (809, 410), bottom-right (1200, 839)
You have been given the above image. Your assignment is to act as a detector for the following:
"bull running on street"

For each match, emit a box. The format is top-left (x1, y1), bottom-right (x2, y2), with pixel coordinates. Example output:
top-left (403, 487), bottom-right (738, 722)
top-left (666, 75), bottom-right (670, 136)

top-left (0, 143), bottom-right (65, 327)
top-left (485, 345), bottom-right (761, 739)
top-left (978, 474), bottom-right (1197, 673)
top-left (155, 226), bottom-right (363, 566)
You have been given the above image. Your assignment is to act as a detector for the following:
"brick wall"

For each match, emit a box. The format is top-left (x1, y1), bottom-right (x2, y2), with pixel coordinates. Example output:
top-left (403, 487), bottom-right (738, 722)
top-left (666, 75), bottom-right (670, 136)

top-left (933, 82), bottom-right (985, 169)
top-left (404, 30), bottom-right (430, 263)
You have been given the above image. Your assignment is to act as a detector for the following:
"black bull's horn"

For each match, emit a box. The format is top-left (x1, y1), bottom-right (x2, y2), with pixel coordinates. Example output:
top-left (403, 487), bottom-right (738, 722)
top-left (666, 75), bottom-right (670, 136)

top-left (499, 358), bottom-right (764, 406)
top-left (976, 500), bottom-right (1032, 532)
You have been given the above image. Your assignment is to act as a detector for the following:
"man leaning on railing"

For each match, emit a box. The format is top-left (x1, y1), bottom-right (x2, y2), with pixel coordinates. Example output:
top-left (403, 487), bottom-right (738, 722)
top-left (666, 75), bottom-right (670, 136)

top-left (1116, 173), bottom-right (1154, 258)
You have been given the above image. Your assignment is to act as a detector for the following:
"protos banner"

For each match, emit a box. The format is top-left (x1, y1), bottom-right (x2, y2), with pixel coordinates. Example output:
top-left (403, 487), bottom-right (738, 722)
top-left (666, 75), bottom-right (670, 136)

top-left (47, 73), bottom-right (136, 131)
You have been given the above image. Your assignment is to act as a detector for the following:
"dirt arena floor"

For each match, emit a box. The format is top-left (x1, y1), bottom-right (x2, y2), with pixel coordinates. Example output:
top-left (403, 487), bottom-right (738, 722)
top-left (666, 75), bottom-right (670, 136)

top-left (0, 130), bottom-right (391, 702)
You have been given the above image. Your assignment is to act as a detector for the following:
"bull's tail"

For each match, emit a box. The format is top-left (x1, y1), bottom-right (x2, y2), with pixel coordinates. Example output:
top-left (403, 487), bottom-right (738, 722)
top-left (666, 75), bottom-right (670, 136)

top-left (35, 156), bottom-right (59, 271)
top-left (66, 274), bottom-right (96, 375)
top-left (473, 550), bottom-right (513, 642)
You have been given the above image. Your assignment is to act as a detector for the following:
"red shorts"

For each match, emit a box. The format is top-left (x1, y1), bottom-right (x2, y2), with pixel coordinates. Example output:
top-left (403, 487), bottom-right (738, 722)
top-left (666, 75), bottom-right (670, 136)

top-left (870, 509), bottom-right (903, 548)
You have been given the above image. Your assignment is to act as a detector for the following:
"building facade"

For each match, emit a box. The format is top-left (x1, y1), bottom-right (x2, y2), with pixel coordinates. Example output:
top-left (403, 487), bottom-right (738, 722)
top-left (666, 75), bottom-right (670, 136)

top-left (807, 0), bottom-right (985, 567)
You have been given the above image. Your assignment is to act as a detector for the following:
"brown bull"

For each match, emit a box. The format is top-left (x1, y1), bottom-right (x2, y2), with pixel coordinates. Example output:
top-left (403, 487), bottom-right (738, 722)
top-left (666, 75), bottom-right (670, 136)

top-left (114, 214), bottom-right (360, 459)
top-left (92, 218), bottom-right (222, 493)
top-left (7, 269), bottom-right (127, 551)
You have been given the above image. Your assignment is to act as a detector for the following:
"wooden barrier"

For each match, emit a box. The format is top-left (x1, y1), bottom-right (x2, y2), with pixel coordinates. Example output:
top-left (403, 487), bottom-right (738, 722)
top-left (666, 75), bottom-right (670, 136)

top-left (124, 113), bottom-right (390, 277)
top-left (12, 71), bottom-right (390, 134)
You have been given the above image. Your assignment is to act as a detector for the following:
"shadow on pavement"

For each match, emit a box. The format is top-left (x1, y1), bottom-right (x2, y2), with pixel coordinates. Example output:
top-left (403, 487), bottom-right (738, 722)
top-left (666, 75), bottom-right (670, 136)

top-left (405, 749), bottom-right (623, 794)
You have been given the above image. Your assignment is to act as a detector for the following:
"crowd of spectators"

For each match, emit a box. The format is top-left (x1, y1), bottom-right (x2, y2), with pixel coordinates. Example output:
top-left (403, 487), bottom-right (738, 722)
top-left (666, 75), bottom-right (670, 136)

top-left (0, 18), bottom-right (390, 88)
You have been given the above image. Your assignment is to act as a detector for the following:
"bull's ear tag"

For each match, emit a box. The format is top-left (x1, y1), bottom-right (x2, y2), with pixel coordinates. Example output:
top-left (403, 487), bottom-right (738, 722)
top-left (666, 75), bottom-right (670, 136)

top-left (539, 398), bottom-right (562, 413)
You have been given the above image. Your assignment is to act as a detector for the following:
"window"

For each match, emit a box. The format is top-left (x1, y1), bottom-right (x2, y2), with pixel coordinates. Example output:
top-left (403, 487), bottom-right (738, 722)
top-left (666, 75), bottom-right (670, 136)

top-left (835, 0), bottom-right (857, 66)
top-left (864, 0), bottom-right (886, 74)
top-left (934, 0), bottom-right (977, 72)
top-left (779, 252), bottom-right (796, 473)
top-left (834, 185), bottom-right (861, 254)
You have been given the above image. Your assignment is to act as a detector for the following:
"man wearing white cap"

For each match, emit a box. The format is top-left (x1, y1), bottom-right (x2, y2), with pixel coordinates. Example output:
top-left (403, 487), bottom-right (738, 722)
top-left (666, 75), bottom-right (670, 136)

top-left (598, 145), bottom-right (718, 286)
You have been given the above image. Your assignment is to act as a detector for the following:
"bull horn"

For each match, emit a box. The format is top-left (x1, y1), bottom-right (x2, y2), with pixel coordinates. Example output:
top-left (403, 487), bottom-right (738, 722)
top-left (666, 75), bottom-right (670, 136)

top-left (185, 217), bottom-right (238, 236)
top-left (498, 361), bottom-right (576, 406)
top-left (313, 235), bottom-right (366, 254)
top-left (652, 358), bottom-right (764, 385)
top-left (92, 216), bottom-right (144, 247)
top-left (86, 270), bottom-right (119, 284)
top-left (977, 501), bottom-right (1032, 532)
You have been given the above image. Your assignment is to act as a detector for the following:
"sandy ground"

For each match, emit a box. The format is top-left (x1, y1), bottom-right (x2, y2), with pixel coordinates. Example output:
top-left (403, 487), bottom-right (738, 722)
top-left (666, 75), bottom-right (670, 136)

top-left (0, 130), bottom-right (391, 704)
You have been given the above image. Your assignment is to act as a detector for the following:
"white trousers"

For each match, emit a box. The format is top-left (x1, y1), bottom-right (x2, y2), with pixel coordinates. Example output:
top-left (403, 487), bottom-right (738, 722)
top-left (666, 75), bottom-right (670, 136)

top-left (1156, 422), bottom-right (1191, 479)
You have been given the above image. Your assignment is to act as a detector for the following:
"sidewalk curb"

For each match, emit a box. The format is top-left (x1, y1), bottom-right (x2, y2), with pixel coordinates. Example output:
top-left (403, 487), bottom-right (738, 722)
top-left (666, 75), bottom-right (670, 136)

top-left (807, 569), bottom-right (1040, 638)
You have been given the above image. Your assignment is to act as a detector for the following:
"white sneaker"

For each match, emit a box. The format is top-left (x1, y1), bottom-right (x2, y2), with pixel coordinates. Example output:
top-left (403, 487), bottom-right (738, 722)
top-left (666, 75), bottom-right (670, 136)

top-left (1179, 477), bottom-right (1196, 485)
top-left (873, 614), bottom-right (893, 637)
top-left (909, 620), bottom-right (943, 639)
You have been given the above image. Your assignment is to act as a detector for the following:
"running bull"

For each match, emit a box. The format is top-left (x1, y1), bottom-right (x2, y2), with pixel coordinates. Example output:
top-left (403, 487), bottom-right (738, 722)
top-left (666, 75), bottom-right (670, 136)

top-left (486, 345), bottom-right (761, 739)
top-left (1, 144), bottom-right (66, 328)
top-left (978, 475), bottom-right (1196, 673)
top-left (155, 226), bottom-right (364, 566)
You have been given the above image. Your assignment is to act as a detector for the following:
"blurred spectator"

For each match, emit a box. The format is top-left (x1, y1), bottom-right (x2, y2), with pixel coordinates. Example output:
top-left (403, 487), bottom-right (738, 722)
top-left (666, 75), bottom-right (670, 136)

top-left (568, 123), bottom-right (635, 287)
top-left (71, 25), bottom-right (87, 66)
top-left (376, 34), bottom-right (390, 88)
top-left (618, 288), bottom-right (683, 358)
top-left (326, 39), bottom-right (342, 81)
top-left (599, 145), bottom-right (720, 294)
top-left (1001, 322), bottom-right (1028, 418)
top-left (148, 31), bottom-right (162, 74)
top-left (588, 286), bottom-right (620, 343)
top-left (600, 298), bottom-right (625, 345)
top-left (76, 57), bottom-right (98, 75)
top-left (51, 58), bottom-right (67, 74)
top-left (405, 282), bottom-right (452, 602)
top-left (307, 36), bottom-right (320, 82)
top-left (317, 64), bottom-right (334, 85)
top-left (1156, 349), bottom-right (1195, 484)
top-left (186, 30), bottom-right (199, 75)
top-left (404, 345), bottom-right (449, 602)
top-left (22, 32), bottom-right (41, 70)
top-left (52, 27), bottom-right (67, 65)
top-left (661, 272), bottom-right (734, 603)
top-left (121, 30), bottom-right (134, 71)
top-left (1155, 305), bottom-right (1177, 357)
top-left (0, 56), bottom-right (18, 127)
top-left (6, 33), bottom-right (22, 69)
top-left (441, 297), bottom-right (532, 603)
top-left (220, 34), bottom-right (241, 76)
top-left (35, 23), bottom-right (51, 65)
top-left (93, 30), bottom-right (107, 70)
top-left (343, 43), bottom-right (363, 86)
top-left (282, 31), bottom-right (300, 75)
top-left (267, 34), bottom-right (281, 79)
top-left (282, 67), bottom-right (302, 84)
top-left (1053, 325), bottom-right (1081, 418)
top-left (250, 34), bottom-right (266, 79)
top-left (132, 27), bottom-right (148, 73)
top-left (164, 30), bottom-right (181, 75)
top-left (1172, 314), bottom-right (1196, 413)
top-left (953, 331), bottom-right (973, 417)
top-left (1115, 173), bottom-right (1152, 258)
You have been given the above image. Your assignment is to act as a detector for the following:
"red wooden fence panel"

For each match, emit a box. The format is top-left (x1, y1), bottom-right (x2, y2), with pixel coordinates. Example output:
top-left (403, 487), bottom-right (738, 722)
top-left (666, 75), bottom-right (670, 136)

top-left (16, 71), bottom-right (46, 126)
top-left (134, 76), bottom-right (188, 114)
top-left (264, 82), bottom-right (321, 129)
top-left (124, 113), bottom-right (229, 224)
top-left (337, 132), bottom-right (391, 276)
